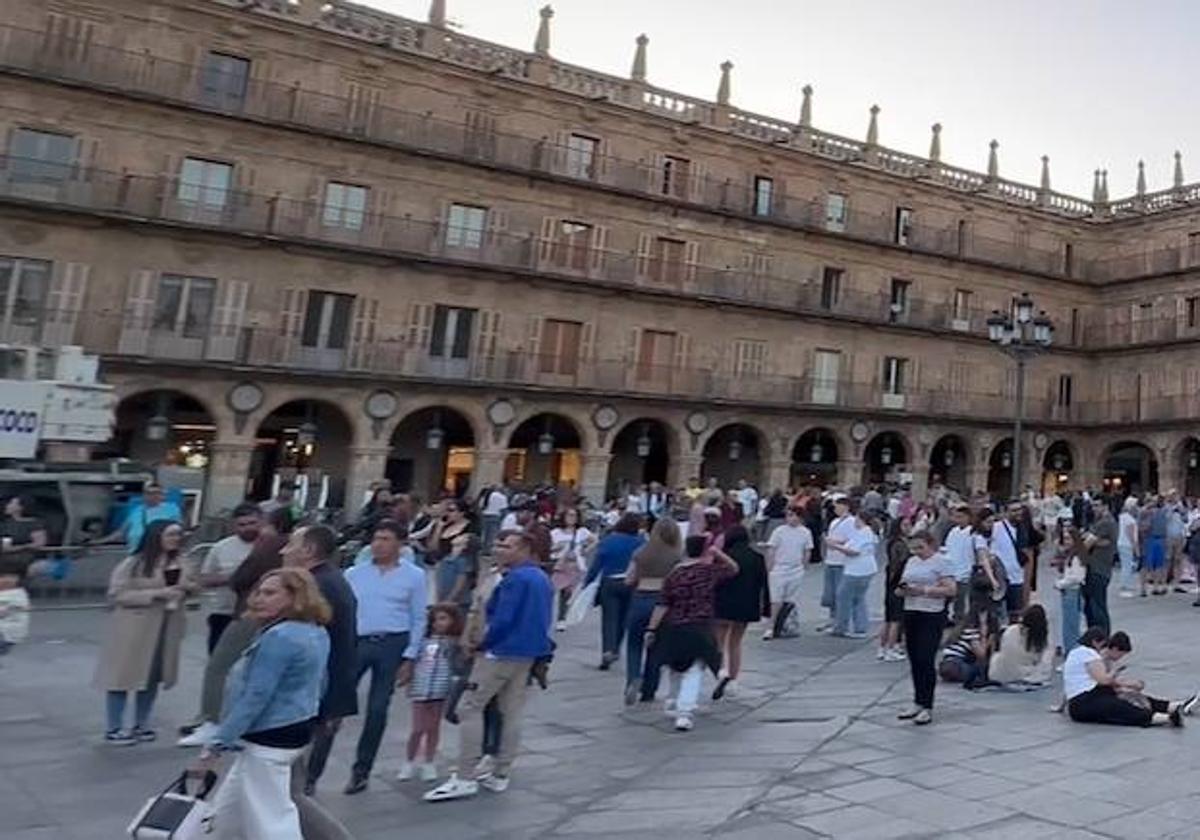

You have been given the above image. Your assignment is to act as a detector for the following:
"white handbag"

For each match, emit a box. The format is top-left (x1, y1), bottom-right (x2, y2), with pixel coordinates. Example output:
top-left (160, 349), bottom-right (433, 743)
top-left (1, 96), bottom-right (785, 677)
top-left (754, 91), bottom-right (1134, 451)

top-left (128, 771), bottom-right (217, 839)
top-left (564, 579), bottom-right (600, 626)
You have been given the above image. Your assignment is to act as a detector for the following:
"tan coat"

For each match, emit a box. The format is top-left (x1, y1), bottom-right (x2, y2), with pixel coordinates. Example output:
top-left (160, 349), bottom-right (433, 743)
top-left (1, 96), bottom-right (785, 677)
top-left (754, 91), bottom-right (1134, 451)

top-left (92, 556), bottom-right (198, 692)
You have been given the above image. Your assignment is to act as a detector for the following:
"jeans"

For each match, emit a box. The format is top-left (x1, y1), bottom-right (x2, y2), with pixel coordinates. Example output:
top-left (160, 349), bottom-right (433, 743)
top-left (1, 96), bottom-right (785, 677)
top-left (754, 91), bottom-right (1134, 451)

top-left (210, 742), bottom-right (305, 840)
top-left (599, 577), bottom-right (631, 656)
top-left (105, 687), bottom-right (158, 732)
top-left (1118, 545), bottom-right (1137, 590)
top-left (1059, 586), bottom-right (1083, 653)
top-left (1081, 570), bottom-right (1111, 637)
top-left (625, 591), bottom-right (660, 694)
top-left (904, 610), bottom-right (944, 709)
top-left (351, 632), bottom-right (409, 779)
top-left (820, 564), bottom-right (844, 616)
top-left (457, 657), bottom-right (532, 777)
top-left (666, 663), bottom-right (705, 717)
top-left (481, 515), bottom-right (502, 553)
top-left (834, 574), bottom-right (872, 635)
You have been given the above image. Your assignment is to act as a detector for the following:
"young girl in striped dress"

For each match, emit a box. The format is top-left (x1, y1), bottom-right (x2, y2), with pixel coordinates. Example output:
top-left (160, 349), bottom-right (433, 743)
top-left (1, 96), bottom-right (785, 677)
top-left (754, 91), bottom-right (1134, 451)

top-left (397, 604), bottom-right (463, 782)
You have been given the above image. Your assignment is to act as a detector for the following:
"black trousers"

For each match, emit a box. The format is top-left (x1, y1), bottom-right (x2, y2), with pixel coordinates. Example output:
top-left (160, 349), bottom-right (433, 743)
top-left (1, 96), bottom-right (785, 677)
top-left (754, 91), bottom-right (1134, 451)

top-left (206, 612), bottom-right (233, 655)
top-left (1068, 685), bottom-right (1166, 728)
top-left (904, 610), bottom-right (945, 710)
top-left (1081, 570), bottom-right (1111, 637)
top-left (305, 717), bottom-right (342, 786)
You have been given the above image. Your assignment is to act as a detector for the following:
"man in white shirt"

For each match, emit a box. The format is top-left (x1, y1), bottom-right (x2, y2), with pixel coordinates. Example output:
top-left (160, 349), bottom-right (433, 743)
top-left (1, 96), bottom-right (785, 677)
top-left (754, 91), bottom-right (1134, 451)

top-left (737, 479), bottom-right (759, 524)
top-left (943, 504), bottom-right (976, 626)
top-left (819, 495), bottom-right (855, 632)
top-left (198, 503), bottom-right (261, 653)
top-left (991, 503), bottom-right (1025, 621)
top-left (763, 507), bottom-right (813, 639)
top-left (625, 485), bottom-right (647, 516)
top-left (479, 483), bottom-right (509, 551)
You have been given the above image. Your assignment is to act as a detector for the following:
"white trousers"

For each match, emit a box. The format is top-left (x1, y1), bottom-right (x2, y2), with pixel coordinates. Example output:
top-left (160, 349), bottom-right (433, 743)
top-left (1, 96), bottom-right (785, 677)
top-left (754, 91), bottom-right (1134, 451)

top-left (666, 663), bottom-right (705, 715)
top-left (210, 742), bottom-right (305, 840)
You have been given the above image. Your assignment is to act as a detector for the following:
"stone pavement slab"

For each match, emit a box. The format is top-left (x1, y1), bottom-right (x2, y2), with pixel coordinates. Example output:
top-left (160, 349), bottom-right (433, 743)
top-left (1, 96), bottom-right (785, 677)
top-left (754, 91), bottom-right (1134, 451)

top-left (5, 558), bottom-right (1200, 838)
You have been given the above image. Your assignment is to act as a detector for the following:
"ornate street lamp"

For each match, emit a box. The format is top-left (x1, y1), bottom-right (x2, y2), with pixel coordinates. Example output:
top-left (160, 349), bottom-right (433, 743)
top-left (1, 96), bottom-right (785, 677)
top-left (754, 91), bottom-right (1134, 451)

top-left (880, 445), bottom-right (893, 466)
top-left (145, 393), bottom-right (171, 442)
top-left (635, 424), bottom-right (652, 458)
top-left (728, 434), bottom-right (743, 461)
top-left (943, 448), bottom-right (954, 467)
top-left (987, 293), bottom-right (1053, 500)
top-left (810, 443), bottom-right (823, 463)
top-left (426, 410), bottom-right (445, 450)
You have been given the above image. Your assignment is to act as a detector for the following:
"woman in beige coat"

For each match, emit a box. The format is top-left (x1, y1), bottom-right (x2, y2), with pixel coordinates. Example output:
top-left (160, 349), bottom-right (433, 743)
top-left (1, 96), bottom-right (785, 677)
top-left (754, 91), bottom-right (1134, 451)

top-left (94, 520), bottom-right (196, 744)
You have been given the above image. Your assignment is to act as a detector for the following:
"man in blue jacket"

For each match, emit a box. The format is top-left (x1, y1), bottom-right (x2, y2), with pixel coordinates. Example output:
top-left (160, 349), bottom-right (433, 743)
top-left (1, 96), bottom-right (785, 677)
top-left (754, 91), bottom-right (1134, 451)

top-left (425, 529), bottom-right (552, 802)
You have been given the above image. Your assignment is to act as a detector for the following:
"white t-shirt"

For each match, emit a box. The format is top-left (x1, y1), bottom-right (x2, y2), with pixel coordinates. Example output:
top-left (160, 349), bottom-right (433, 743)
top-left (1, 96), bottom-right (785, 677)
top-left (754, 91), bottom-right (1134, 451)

top-left (1063, 646), bottom-right (1102, 699)
top-left (482, 490), bottom-right (508, 517)
top-left (990, 519), bottom-right (1024, 585)
top-left (1117, 512), bottom-right (1137, 550)
top-left (899, 553), bottom-right (954, 612)
top-left (0, 586), bottom-right (30, 644)
top-left (626, 494), bottom-right (646, 514)
top-left (824, 514), bottom-right (856, 568)
top-left (944, 525), bottom-right (976, 582)
top-left (767, 523), bottom-right (813, 575)
top-left (499, 512), bottom-right (520, 532)
top-left (201, 535), bottom-right (255, 615)
top-left (842, 524), bottom-right (879, 578)
top-left (550, 527), bottom-right (593, 572)
top-left (738, 487), bottom-right (758, 519)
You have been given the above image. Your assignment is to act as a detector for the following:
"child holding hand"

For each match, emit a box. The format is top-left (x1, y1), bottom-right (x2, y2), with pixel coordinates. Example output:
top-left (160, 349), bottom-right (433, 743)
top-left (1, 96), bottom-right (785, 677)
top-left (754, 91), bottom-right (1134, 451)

top-left (398, 604), bottom-right (463, 782)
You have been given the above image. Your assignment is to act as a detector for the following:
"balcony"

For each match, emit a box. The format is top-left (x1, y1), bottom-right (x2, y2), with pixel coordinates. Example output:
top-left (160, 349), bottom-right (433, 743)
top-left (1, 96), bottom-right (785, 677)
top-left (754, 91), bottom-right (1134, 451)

top-left (0, 23), bottom-right (1166, 284)
top-left (0, 155), bottom-right (1007, 339)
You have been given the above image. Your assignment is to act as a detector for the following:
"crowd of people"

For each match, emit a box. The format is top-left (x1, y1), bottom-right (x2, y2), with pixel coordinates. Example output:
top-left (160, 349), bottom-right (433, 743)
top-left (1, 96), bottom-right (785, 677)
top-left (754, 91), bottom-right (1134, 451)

top-left (5, 470), bottom-right (1199, 838)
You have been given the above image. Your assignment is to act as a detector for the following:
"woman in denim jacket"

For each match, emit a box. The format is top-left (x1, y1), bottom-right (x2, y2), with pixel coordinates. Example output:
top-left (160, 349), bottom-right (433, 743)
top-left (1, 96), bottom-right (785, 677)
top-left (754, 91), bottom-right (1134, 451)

top-left (192, 568), bottom-right (331, 840)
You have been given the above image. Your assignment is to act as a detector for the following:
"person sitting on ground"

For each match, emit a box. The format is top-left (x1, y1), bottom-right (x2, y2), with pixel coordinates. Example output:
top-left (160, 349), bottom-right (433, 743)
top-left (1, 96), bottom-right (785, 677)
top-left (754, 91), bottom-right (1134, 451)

top-left (1064, 627), bottom-right (1197, 727)
top-left (938, 624), bottom-right (989, 689)
top-left (987, 603), bottom-right (1054, 687)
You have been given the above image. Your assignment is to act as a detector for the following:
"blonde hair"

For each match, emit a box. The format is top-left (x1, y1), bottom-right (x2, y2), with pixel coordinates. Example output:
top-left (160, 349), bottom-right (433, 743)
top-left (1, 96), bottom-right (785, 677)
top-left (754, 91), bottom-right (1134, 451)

top-left (255, 568), bottom-right (332, 625)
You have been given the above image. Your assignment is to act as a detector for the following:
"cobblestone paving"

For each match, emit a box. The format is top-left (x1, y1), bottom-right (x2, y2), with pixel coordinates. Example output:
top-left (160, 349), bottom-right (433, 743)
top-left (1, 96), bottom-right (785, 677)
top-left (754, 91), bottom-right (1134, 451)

top-left (4, 565), bottom-right (1200, 839)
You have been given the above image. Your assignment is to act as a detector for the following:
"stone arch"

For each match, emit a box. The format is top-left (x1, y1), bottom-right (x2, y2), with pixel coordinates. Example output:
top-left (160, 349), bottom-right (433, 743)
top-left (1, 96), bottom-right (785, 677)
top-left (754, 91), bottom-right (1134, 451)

top-left (1176, 436), bottom-right (1200, 497)
top-left (862, 429), bottom-right (913, 487)
top-left (97, 389), bottom-right (219, 489)
top-left (382, 395), bottom-right (486, 448)
top-left (699, 422), bottom-right (767, 489)
top-left (929, 434), bottom-right (969, 492)
top-left (1100, 440), bottom-right (1159, 496)
top-left (790, 426), bottom-right (842, 488)
top-left (250, 398), bottom-right (357, 507)
top-left (607, 416), bottom-right (681, 497)
top-left (1040, 439), bottom-right (1078, 494)
top-left (386, 405), bottom-right (478, 500)
top-left (505, 412), bottom-right (586, 489)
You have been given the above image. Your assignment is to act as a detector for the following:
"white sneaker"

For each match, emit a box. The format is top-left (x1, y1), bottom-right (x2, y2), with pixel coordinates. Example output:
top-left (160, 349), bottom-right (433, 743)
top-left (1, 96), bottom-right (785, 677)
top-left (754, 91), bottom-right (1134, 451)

top-left (876, 648), bottom-right (887, 660)
top-left (478, 773), bottom-right (509, 793)
top-left (1119, 590), bottom-right (1136, 598)
top-left (176, 722), bottom-right (218, 748)
top-left (420, 763), bottom-right (438, 782)
top-left (663, 698), bottom-right (677, 715)
top-left (395, 762), bottom-right (414, 781)
top-left (724, 680), bottom-right (740, 698)
top-left (761, 628), bottom-right (774, 641)
top-left (815, 622), bottom-right (832, 634)
top-left (423, 773), bottom-right (479, 803)
top-left (847, 631), bottom-right (869, 639)
top-left (674, 715), bottom-right (694, 732)
top-left (474, 755), bottom-right (495, 776)
top-left (555, 620), bottom-right (566, 632)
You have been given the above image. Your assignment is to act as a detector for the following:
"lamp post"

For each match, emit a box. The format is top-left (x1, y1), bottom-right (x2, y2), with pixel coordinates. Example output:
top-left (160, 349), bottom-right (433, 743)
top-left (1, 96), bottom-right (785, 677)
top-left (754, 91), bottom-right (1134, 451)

top-left (987, 293), bottom-right (1053, 500)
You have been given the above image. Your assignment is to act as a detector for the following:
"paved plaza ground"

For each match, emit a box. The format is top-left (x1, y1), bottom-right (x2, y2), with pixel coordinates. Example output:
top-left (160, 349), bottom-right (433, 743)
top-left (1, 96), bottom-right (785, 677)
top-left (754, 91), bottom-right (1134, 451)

top-left (5, 563), bottom-right (1200, 840)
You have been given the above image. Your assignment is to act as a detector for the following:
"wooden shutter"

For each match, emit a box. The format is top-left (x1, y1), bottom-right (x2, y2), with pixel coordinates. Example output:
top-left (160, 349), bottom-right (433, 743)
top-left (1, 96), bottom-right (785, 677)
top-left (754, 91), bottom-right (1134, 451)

top-left (277, 288), bottom-right (308, 365)
top-left (635, 233), bottom-right (653, 278)
top-left (348, 296), bottom-right (379, 370)
top-left (625, 327), bottom-right (642, 365)
top-left (595, 137), bottom-right (611, 181)
top-left (206, 278), bottom-right (248, 362)
top-left (672, 332), bottom-right (691, 369)
top-left (486, 207), bottom-right (509, 253)
top-left (551, 130), bottom-right (569, 174)
top-left (473, 309), bottom-right (501, 378)
top-left (688, 161), bottom-right (708, 203)
top-left (525, 315), bottom-right (543, 378)
top-left (646, 152), bottom-right (665, 194)
top-left (536, 216), bottom-right (557, 268)
top-left (578, 321), bottom-right (595, 363)
top-left (406, 302), bottom-right (433, 349)
top-left (588, 225), bottom-right (609, 276)
top-left (43, 261), bottom-right (89, 347)
top-left (117, 269), bottom-right (156, 355)
top-left (683, 240), bottom-right (701, 284)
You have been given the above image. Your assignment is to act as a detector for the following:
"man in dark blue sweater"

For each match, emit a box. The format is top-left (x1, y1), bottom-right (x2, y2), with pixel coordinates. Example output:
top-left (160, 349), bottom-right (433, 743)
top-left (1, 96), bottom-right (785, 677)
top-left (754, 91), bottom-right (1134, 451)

top-left (425, 529), bottom-right (552, 802)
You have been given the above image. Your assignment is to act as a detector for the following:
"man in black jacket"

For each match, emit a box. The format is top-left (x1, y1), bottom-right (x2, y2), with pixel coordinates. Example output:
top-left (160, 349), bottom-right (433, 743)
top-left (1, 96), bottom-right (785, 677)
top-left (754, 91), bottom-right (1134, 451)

top-left (282, 525), bottom-right (358, 838)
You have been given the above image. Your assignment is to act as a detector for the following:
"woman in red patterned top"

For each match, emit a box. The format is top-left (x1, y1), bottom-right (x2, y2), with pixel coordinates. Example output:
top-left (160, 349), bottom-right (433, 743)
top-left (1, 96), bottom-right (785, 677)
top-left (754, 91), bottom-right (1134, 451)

top-left (644, 535), bottom-right (737, 732)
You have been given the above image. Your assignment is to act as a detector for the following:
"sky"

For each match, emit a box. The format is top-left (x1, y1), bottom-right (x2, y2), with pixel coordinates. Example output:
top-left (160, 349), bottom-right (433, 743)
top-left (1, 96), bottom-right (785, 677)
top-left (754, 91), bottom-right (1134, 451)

top-left (368, 0), bottom-right (1200, 200)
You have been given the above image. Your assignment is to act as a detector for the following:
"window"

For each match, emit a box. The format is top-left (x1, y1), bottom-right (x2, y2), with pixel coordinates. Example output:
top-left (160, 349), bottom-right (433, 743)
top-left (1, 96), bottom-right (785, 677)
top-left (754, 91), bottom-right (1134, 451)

top-left (883, 356), bottom-right (907, 395)
top-left (653, 237), bottom-right (686, 285)
top-left (661, 155), bottom-right (691, 200)
top-left (636, 329), bottom-right (676, 381)
top-left (952, 289), bottom-right (972, 328)
top-left (9, 128), bottom-right (75, 183)
top-left (178, 157), bottom-right (232, 208)
top-left (565, 134), bottom-right (599, 180)
top-left (894, 207), bottom-right (913, 245)
top-left (539, 318), bottom-right (583, 375)
top-left (429, 305), bottom-right (476, 359)
top-left (1056, 374), bottom-right (1073, 408)
top-left (153, 275), bottom-right (216, 338)
top-left (752, 176), bottom-right (774, 216)
top-left (301, 291), bottom-right (353, 350)
top-left (200, 52), bottom-right (250, 110)
top-left (555, 221), bottom-right (592, 270)
top-left (733, 339), bottom-right (767, 376)
top-left (1187, 296), bottom-right (1200, 329)
top-left (0, 257), bottom-right (50, 327)
top-left (322, 182), bottom-right (367, 231)
top-left (445, 203), bottom-right (487, 249)
top-left (1190, 232), bottom-right (1200, 266)
top-left (825, 192), bottom-right (847, 232)
top-left (820, 267), bottom-right (843, 310)
top-left (889, 278), bottom-right (911, 322)
top-left (812, 349), bottom-right (840, 404)
top-left (1063, 242), bottom-right (1074, 276)
top-left (956, 219), bottom-right (968, 255)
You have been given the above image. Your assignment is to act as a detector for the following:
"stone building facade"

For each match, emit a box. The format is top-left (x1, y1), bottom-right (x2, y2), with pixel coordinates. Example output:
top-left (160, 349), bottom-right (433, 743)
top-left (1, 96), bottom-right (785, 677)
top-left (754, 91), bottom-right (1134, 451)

top-left (2, 0), bottom-right (1199, 512)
